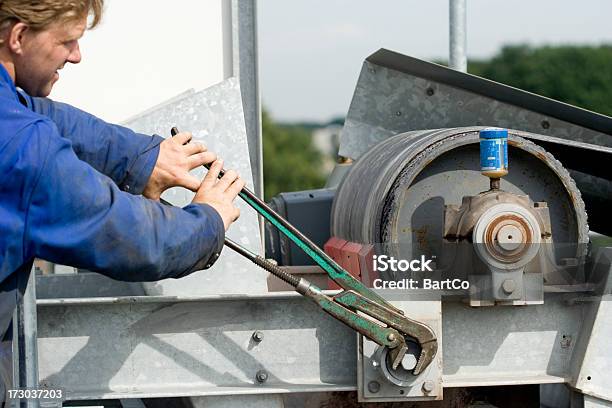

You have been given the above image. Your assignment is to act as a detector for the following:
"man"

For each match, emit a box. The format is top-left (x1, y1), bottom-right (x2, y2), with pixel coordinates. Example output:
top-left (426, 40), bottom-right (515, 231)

top-left (0, 0), bottom-right (246, 395)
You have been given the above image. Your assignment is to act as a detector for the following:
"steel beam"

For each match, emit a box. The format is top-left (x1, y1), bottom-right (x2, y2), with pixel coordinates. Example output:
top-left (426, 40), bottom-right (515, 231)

top-left (35, 292), bottom-right (599, 401)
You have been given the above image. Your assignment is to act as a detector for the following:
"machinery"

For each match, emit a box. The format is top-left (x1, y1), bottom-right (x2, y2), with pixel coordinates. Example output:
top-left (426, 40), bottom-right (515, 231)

top-left (11, 49), bottom-right (612, 408)
top-left (266, 50), bottom-right (612, 406)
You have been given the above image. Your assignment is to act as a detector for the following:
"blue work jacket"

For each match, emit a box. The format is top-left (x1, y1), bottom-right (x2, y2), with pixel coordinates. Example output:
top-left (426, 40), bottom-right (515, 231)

top-left (0, 65), bottom-right (225, 338)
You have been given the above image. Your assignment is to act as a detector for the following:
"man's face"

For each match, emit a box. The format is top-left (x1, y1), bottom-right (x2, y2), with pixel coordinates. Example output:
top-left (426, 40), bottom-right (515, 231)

top-left (14, 16), bottom-right (86, 97)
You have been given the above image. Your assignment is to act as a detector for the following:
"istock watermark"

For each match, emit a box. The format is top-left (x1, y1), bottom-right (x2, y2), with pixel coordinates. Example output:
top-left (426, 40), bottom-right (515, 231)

top-left (370, 253), bottom-right (470, 291)
top-left (372, 254), bottom-right (434, 272)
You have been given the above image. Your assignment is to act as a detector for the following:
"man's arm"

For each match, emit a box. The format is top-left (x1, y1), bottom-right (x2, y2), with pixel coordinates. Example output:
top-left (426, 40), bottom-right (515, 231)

top-left (23, 120), bottom-right (226, 281)
top-left (28, 96), bottom-right (162, 195)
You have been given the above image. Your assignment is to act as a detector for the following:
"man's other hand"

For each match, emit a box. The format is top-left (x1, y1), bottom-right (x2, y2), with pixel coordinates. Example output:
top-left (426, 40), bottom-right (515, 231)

top-left (143, 131), bottom-right (216, 200)
top-left (192, 159), bottom-right (245, 231)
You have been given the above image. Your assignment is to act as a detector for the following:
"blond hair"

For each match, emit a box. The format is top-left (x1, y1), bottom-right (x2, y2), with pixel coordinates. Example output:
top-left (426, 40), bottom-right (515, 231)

top-left (0, 0), bottom-right (104, 34)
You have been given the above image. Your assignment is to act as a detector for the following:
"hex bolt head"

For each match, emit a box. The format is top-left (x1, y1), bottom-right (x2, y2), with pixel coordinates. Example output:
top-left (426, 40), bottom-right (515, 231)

top-left (401, 353), bottom-right (418, 371)
top-left (368, 381), bottom-right (381, 393)
top-left (422, 380), bottom-right (434, 394)
top-left (386, 333), bottom-right (396, 342)
top-left (502, 279), bottom-right (516, 295)
top-left (255, 370), bottom-right (268, 383)
top-left (252, 331), bottom-right (264, 342)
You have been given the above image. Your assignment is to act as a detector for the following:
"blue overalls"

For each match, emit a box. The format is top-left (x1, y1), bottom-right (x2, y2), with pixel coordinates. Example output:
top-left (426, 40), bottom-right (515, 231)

top-left (0, 63), bottom-right (224, 345)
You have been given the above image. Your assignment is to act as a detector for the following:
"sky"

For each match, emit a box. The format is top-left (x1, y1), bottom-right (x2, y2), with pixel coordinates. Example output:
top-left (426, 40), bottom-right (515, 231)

top-left (50, 0), bottom-right (612, 124)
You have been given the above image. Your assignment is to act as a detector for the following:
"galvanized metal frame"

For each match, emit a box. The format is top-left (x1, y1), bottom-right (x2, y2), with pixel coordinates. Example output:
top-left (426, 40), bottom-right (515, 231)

top-left (29, 284), bottom-right (609, 403)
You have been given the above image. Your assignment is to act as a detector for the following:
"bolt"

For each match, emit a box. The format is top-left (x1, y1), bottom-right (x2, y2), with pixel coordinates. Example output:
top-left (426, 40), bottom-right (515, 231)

top-left (426, 87), bottom-right (435, 96)
top-left (541, 120), bottom-right (550, 129)
top-left (252, 331), bottom-right (264, 342)
top-left (368, 381), bottom-right (381, 393)
top-left (387, 333), bottom-right (396, 342)
top-left (255, 370), bottom-right (268, 383)
top-left (502, 279), bottom-right (516, 295)
top-left (401, 353), bottom-right (417, 371)
top-left (422, 381), bottom-right (434, 394)
top-left (371, 359), bottom-right (380, 368)
top-left (395, 111), bottom-right (402, 117)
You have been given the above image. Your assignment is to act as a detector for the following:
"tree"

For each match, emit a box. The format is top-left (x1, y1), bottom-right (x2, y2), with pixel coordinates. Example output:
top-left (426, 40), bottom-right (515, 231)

top-left (468, 45), bottom-right (612, 116)
top-left (262, 110), bottom-right (326, 200)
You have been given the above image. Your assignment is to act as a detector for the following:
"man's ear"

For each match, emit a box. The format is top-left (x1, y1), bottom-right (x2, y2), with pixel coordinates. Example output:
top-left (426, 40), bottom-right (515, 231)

top-left (6, 22), bottom-right (30, 55)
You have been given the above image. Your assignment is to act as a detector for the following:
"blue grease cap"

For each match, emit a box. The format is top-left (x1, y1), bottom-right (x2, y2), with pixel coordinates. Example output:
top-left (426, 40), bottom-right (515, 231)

top-left (479, 127), bottom-right (508, 139)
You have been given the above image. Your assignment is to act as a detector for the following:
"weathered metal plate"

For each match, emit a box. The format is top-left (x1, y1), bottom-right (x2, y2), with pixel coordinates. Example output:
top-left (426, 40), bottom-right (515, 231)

top-left (36, 293), bottom-right (588, 400)
top-left (357, 300), bottom-right (442, 402)
top-left (124, 78), bottom-right (267, 295)
top-left (37, 294), bottom-right (357, 400)
top-left (569, 248), bottom-right (612, 401)
top-left (340, 49), bottom-right (612, 160)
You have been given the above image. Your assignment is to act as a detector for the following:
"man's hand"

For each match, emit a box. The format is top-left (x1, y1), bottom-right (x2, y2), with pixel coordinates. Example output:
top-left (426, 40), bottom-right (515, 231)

top-left (143, 131), bottom-right (216, 200)
top-left (192, 159), bottom-right (245, 231)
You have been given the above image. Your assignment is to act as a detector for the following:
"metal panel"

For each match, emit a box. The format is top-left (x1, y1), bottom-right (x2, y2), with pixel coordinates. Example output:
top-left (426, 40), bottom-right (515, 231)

top-left (36, 294), bottom-right (356, 400)
top-left (442, 295), bottom-right (581, 387)
top-left (569, 248), bottom-right (612, 402)
top-left (13, 270), bottom-right (39, 408)
top-left (123, 78), bottom-right (267, 296)
top-left (339, 49), bottom-right (612, 161)
top-left (36, 292), bottom-right (596, 401)
top-left (358, 300), bottom-right (442, 402)
top-left (584, 394), bottom-right (612, 408)
top-left (190, 394), bottom-right (283, 408)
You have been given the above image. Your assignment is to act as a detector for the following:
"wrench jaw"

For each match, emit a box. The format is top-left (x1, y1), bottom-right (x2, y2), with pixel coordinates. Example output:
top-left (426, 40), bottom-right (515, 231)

top-left (389, 340), bottom-right (408, 370)
top-left (412, 339), bottom-right (438, 376)
top-left (333, 290), bottom-right (439, 375)
top-left (387, 331), bottom-right (437, 376)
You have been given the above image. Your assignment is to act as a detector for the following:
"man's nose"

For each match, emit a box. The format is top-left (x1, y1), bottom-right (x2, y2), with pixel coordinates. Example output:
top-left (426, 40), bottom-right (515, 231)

top-left (68, 42), bottom-right (82, 64)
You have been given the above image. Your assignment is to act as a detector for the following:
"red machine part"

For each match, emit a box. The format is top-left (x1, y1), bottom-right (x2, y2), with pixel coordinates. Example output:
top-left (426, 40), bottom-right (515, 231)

top-left (324, 237), bottom-right (378, 289)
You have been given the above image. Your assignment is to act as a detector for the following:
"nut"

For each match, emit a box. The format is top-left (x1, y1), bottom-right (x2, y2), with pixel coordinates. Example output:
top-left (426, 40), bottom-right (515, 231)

top-left (422, 380), bottom-right (434, 394)
top-left (252, 331), bottom-right (264, 342)
top-left (255, 370), bottom-right (268, 383)
top-left (400, 353), bottom-right (417, 371)
top-left (368, 381), bottom-right (381, 393)
top-left (502, 279), bottom-right (516, 295)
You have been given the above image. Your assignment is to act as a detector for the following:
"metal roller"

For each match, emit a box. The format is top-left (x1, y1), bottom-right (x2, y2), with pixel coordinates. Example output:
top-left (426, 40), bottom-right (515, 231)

top-left (331, 127), bottom-right (588, 266)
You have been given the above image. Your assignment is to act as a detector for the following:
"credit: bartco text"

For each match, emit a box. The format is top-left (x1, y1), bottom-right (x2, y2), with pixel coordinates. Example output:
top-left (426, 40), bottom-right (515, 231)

top-left (372, 278), bottom-right (469, 290)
